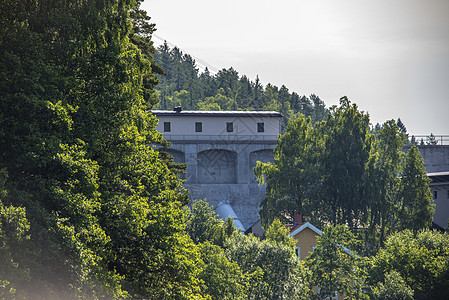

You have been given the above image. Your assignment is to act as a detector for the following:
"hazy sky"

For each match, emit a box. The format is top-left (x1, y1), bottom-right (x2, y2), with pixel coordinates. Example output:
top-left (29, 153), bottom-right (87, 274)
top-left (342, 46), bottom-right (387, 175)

top-left (142, 0), bottom-right (449, 135)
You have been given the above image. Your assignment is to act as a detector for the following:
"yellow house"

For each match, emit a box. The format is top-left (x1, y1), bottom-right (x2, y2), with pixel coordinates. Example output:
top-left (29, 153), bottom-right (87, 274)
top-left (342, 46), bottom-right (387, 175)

top-left (289, 222), bottom-right (352, 300)
top-left (288, 222), bottom-right (322, 261)
top-left (289, 222), bottom-right (337, 298)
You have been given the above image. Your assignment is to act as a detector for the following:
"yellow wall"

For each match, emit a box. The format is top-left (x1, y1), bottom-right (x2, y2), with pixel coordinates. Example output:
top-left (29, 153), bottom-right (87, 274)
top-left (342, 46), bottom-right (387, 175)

top-left (292, 227), bottom-right (318, 260)
top-left (291, 226), bottom-right (347, 299)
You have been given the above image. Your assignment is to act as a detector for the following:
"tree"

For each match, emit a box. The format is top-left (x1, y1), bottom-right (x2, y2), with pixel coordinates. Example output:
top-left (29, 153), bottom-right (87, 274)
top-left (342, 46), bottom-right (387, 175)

top-left (372, 270), bottom-right (414, 300)
top-left (0, 169), bottom-right (30, 299)
top-left (304, 225), bottom-right (368, 300)
top-left (0, 0), bottom-right (203, 298)
top-left (256, 98), bottom-right (375, 229)
top-left (363, 120), bottom-right (407, 251)
top-left (185, 199), bottom-right (231, 246)
top-left (396, 118), bottom-right (407, 135)
top-left (427, 133), bottom-right (438, 145)
top-left (198, 242), bottom-right (247, 300)
top-left (254, 115), bottom-right (321, 228)
top-left (265, 218), bottom-right (297, 249)
top-left (256, 98), bottom-right (432, 254)
top-left (225, 228), bottom-right (305, 299)
top-left (368, 230), bottom-right (449, 300)
top-left (319, 97), bottom-right (373, 228)
top-left (398, 146), bottom-right (434, 231)
top-left (310, 94), bottom-right (328, 124)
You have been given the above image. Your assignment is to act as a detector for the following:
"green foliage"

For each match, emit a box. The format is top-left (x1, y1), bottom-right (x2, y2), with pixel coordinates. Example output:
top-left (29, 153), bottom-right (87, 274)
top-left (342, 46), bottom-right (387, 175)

top-left (369, 230), bottom-right (449, 300)
top-left (0, 197), bottom-right (30, 299)
top-left (319, 97), bottom-right (373, 228)
top-left (225, 231), bottom-right (305, 299)
top-left (304, 225), bottom-right (367, 300)
top-left (0, 0), bottom-right (202, 298)
top-left (265, 218), bottom-right (297, 249)
top-left (257, 97), bottom-right (433, 252)
top-left (185, 199), bottom-right (231, 246)
top-left (255, 115), bottom-right (321, 228)
top-left (398, 146), bottom-right (434, 231)
top-left (198, 242), bottom-right (247, 300)
top-left (362, 119), bottom-right (407, 251)
top-left (153, 44), bottom-right (328, 130)
top-left (372, 270), bottom-right (414, 300)
top-left (426, 133), bottom-right (438, 145)
top-left (185, 200), bottom-right (309, 299)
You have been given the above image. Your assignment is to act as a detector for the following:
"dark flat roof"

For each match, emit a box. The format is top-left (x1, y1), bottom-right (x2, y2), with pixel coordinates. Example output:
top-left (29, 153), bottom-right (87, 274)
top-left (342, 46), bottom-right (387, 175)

top-left (427, 171), bottom-right (449, 183)
top-left (152, 110), bottom-right (282, 118)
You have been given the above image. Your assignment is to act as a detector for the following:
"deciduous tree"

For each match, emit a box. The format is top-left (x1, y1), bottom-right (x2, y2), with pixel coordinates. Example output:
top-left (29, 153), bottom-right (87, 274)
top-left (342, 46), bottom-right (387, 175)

top-left (368, 230), bottom-right (449, 300)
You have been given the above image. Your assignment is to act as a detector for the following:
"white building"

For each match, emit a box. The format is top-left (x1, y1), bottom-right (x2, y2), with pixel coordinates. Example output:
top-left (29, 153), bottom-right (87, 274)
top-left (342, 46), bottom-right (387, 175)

top-left (154, 108), bottom-right (282, 142)
top-left (152, 108), bottom-right (282, 230)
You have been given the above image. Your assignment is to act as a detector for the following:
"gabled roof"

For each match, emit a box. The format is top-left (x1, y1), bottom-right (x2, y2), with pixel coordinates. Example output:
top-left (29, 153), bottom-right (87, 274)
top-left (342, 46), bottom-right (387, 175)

top-left (289, 222), bottom-right (322, 238)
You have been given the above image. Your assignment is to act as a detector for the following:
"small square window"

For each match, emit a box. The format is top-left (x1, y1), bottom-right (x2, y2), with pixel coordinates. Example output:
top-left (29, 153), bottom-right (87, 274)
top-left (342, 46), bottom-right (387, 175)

top-left (164, 122), bottom-right (171, 132)
top-left (295, 246), bottom-right (301, 261)
top-left (226, 122), bottom-right (233, 133)
top-left (195, 122), bottom-right (202, 132)
top-left (257, 122), bottom-right (264, 132)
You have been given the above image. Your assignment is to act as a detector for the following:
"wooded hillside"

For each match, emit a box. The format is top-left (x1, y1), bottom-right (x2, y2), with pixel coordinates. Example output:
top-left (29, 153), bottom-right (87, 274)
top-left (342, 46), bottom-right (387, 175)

top-left (153, 42), bottom-right (328, 130)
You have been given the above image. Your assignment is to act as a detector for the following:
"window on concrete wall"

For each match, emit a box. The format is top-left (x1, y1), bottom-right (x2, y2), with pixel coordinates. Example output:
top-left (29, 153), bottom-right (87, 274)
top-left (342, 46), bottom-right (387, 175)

top-left (226, 122), bottom-right (233, 132)
top-left (434, 191), bottom-right (438, 199)
top-left (257, 122), bottom-right (264, 132)
top-left (195, 122), bottom-right (202, 132)
top-left (164, 122), bottom-right (171, 132)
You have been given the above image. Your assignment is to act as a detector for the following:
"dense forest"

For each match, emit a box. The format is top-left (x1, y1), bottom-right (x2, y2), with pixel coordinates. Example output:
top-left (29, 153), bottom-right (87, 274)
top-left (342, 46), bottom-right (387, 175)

top-left (1, 0), bottom-right (448, 299)
top-left (152, 42), bottom-right (328, 130)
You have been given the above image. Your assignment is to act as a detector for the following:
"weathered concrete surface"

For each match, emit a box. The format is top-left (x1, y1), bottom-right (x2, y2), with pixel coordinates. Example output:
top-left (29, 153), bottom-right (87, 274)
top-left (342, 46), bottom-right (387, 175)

top-left (185, 184), bottom-right (268, 230)
top-left (153, 110), bottom-right (282, 229)
top-left (406, 145), bottom-right (449, 227)
top-left (405, 145), bottom-right (449, 173)
top-left (167, 142), bottom-right (275, 229)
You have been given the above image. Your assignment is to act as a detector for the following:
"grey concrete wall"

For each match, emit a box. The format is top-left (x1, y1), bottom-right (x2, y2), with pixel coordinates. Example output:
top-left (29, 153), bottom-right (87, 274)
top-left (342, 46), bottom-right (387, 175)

top-left (198, 149), bottom-right (237, 184)
top-left (185, 184), bottom-right (268, 230)
top-left (430, 184), bottom-right (449, 227)
top-left (163, 143), bottom-right (449, 229)
top-left (405, 145), bottom-right (449, 173)
top-left (166, 141), bottom-right (275, 229)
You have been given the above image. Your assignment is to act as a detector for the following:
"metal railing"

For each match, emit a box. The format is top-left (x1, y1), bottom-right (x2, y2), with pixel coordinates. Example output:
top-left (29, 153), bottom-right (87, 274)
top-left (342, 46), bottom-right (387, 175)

top-left (162, 134), bottom-right (279, 142)
top-left (409, 135), bottom-right (449, 146)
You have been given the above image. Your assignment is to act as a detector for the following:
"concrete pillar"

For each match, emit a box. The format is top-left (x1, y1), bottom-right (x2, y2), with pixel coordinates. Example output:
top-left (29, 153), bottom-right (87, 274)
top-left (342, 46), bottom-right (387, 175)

top-left (237, 146), bottom-right (250, 184)
top-left (184, 144), bottom-right (198, 183)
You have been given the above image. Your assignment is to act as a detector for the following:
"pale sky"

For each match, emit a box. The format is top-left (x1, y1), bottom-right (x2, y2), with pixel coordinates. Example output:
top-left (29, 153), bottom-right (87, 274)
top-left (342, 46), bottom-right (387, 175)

top-left (142, 0), bottom-right (449, 135)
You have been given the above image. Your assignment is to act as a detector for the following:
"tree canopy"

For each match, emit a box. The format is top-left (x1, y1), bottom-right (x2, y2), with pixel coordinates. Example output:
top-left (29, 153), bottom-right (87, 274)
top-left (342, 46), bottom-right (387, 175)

top-left (153, 42), bottom-right (328, 131)
top-left (255, 97), bottom-right (435, 251)
top-left (0, 0), bottom-right (444, 298)
top-left (0, 0), bottom-right (201, 298)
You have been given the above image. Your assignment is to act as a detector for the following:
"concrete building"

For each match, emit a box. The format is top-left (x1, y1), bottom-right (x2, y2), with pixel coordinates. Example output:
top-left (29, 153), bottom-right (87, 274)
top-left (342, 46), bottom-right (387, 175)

top-left (408, 145), bottom-right (449, 173)
top-left (427, 172), bottom-right (449, 228)
top-left (406, 145), bottom-right (449, 227)
top-left (153, 109), bottom-right (449, 230)
top-left (152, 108), bottom-right (282, 230)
